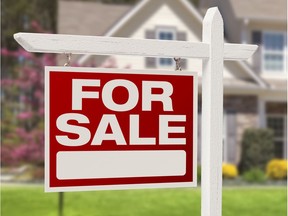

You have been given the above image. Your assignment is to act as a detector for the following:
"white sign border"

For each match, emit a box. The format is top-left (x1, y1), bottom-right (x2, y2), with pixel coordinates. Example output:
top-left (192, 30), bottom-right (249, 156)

top-left (45, 66), bottom-right (198, 192)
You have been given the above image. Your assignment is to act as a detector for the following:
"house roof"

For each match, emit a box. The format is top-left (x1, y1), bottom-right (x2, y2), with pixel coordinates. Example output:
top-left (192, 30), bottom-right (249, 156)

top-left (58, 0), bottom-right (132, 35)
top-left (200, 0), bottom-right (287, 21)
top-left (198, 77), bottom-right (264, 91)
top-left (229, 0), bottom-right (287, 21)
top-left (95, 0), bottom-right (204, 37)
top-left (58, 0), bottom-right (268, 88)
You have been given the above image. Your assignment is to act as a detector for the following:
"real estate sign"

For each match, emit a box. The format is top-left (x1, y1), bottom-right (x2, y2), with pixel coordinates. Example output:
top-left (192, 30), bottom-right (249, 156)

top-left (45, 66), bottom-right (197, 192)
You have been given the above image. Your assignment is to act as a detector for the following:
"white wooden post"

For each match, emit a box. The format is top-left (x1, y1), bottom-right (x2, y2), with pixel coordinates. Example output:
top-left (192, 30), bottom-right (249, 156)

top-left (201, 8), bottom-right (223, 216)
top-left (13, 33), bottom-right (256, 60)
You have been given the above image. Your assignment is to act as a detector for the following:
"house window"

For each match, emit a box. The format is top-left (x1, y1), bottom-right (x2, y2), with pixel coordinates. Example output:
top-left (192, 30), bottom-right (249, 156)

top-left (266, 115), bottom-right (287, 158)
top-left (222, 110), bottom-right (237, 163)
top-left (262, 32), bottom-right (287, 72)
top-left (157, 29), bottom-right (175, 67)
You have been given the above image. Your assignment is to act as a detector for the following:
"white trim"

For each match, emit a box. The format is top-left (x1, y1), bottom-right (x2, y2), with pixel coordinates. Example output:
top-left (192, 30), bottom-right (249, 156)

top-left (179, 0), bottom-right (205, 23)
top-left (105, 0), bottom-right (150, 37)
top-left (237, 16), bottom-right (287, 22)
top-left (237, 61), bottom-right (268, 88)
top-left (104, 0), bottom-right (204, 37)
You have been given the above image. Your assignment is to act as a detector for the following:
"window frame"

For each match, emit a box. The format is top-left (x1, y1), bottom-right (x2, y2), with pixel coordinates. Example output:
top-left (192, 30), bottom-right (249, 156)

top-left (266, 114), bottom-right (287, 158)
top-left (262, 31), bottom-right (287, 74)
top-left (156, 27), bottom-right (176, 68)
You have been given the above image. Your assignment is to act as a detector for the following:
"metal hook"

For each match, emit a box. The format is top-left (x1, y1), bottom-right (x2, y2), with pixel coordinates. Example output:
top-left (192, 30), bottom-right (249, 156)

top-left (64, 53), bottom-right (71, 66)
top-left (174, 57), bottom-right (182, 71)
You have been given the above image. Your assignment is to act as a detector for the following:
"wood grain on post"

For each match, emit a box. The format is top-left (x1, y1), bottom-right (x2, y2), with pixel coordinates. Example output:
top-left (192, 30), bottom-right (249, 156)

top-left (201, 7), bottom-right (224, 216)
top-left (14, 33), bottom-right (256, 61)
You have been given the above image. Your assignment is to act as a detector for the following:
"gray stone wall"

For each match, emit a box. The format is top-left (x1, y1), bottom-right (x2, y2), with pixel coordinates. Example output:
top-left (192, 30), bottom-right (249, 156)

top-left (224, 95), bottom-right (258, 164)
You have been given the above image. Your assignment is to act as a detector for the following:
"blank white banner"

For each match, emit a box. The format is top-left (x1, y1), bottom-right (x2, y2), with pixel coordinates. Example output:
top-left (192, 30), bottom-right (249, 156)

top-left (57, 150), bottom-right (186, 180)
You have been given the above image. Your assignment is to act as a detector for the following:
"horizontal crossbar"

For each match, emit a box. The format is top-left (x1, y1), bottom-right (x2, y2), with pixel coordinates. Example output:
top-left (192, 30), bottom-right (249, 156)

top-left (14, 33), bottom-right (257, 60)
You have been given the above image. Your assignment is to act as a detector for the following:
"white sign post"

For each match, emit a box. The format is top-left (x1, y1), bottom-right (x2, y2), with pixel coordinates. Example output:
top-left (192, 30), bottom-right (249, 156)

top-left (202, 9), bottom-right (223, 216)
top-left (14, 7), bottom-right (257, 216)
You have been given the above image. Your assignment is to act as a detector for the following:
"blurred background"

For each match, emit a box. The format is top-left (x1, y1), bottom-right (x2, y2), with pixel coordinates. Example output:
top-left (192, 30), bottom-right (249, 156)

top-left (1, 0), bottom-right (287, 216)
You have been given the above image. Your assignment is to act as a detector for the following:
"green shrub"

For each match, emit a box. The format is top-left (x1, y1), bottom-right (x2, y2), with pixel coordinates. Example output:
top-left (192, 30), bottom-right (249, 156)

top-left (240, 128), bottom-right (274, 172)
top-left (197, 165), bottom-right (201, 183)
top-left (243, 168), bottom-right (266, 183)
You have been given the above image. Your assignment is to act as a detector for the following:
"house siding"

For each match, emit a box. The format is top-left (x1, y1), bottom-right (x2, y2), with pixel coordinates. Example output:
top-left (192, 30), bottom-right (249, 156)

top-left (111, 1), bottom-right (202, 71)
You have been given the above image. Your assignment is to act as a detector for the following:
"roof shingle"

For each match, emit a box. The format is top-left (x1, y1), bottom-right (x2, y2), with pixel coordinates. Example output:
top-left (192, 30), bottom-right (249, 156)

top-left (58, 0), bottom-right (132, 35)
top-left (229, 0), bottom-right (287, 21)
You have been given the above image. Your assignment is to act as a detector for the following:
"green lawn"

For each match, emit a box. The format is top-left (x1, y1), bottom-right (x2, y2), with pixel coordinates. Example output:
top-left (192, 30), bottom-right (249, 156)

top-left (1, 185), bottom-right (287, 216)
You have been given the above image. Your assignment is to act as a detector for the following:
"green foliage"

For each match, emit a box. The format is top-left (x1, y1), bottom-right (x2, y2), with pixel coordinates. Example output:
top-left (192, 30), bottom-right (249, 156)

top-left (242, 168), bottom-right (266, 183)
top-left (1, 83), bottom-right (22, 156)
top-left (197, 165), bottom-right (201, 183)
top-left (2, 0), bottom-right (57, 50)
top-left (240, 128), bottom-right (274, 172)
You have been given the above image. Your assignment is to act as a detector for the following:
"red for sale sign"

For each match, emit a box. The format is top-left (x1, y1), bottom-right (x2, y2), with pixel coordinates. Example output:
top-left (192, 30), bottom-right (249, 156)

top-left (45, 66), bottom-right (197, 192)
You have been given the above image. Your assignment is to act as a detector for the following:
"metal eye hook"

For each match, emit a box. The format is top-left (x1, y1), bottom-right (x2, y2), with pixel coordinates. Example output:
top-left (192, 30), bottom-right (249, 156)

top-left (174, 57), bottom-right (182, 71)
top-left (64, 53), bottom-right (72, 66)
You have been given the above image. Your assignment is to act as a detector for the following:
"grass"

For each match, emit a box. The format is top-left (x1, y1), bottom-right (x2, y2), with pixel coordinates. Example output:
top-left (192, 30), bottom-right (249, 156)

top-left (1, 185), bottom-right (287, 216)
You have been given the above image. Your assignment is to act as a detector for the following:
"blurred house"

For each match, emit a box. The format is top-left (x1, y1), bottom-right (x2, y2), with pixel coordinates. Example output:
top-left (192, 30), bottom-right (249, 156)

top-left (58, 0), bottom-right (287, 164)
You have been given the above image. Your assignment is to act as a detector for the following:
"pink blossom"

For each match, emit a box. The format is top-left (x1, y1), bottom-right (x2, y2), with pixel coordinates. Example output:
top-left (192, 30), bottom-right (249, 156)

top-left (17, 49), bottom-right (34, 59)
top-left (0, 146), bottom-right (15, 166)
top-left (34, 90), bottom-right (43, 99)
top-left (1, 48), bottom-right (10, 56)
top-left (2, 21), bottom-right (54, 167)
top-left (18, 112), bottom-right (33, 120)
top-left (1, 79), bottom-right (14, 86)
top-left (38, 108), bottom-right (45, 116)
top-left (101, 57), bottom-right (118, 68)
top-left (2, 23), bottom-right (128, 167)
